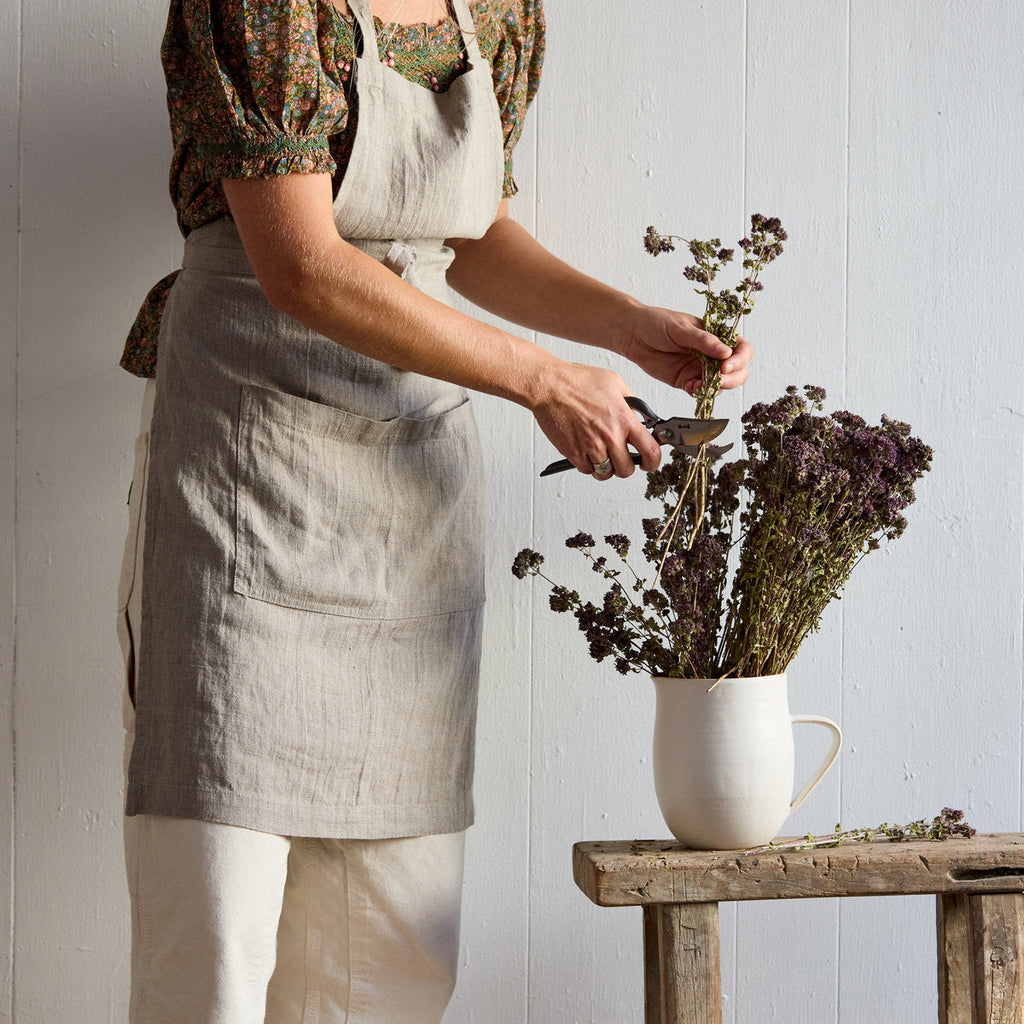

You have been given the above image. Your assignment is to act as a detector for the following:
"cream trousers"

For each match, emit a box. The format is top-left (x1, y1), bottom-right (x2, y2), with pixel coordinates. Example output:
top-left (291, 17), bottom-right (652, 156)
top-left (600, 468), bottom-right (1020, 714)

top-left (120, 383), bottom-right (465, 1024)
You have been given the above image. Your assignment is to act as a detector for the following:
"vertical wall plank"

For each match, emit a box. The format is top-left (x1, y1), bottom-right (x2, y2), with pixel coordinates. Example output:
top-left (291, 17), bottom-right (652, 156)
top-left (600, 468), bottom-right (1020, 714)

top-left (0, 0), bottom-right (20, 1017)
top-left (735, 2), bottom-right (849, 1021)
top-left (527, 3), bottom-right (746, 1021)
top-left (444, 117), bottom-right (540, 1024)
top-left (842, 3), bottom-right (1024, 1022)
top-left (16, 0), bottom-right (173, 1018)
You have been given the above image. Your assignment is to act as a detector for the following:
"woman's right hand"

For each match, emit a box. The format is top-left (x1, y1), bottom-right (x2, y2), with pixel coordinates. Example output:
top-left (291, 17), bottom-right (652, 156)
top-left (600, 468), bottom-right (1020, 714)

top-left (527, 362), bottom-right (663, 480)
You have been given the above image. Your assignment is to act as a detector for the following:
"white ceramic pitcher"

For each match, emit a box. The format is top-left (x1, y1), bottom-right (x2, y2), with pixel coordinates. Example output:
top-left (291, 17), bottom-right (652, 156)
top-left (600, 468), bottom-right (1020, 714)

top-left (652, 673), bottom-right (842, 850)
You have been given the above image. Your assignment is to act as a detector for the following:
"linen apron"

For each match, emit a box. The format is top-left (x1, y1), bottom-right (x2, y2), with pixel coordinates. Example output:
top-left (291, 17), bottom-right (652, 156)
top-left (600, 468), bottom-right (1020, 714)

top-left (126, 0), bottom-right (504, 838)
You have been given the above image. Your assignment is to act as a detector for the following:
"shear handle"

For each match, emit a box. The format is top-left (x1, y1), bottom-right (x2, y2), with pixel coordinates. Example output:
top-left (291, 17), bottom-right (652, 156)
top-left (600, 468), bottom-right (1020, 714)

top-left (539, 453), bottom-right (648, 477)
top-left (625, 396), bottom-right (660, 427)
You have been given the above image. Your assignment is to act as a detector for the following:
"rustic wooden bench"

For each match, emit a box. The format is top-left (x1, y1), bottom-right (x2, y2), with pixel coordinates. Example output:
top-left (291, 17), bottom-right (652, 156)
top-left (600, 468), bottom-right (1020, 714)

top-left (573, 834), bottom-right (1024, 1023)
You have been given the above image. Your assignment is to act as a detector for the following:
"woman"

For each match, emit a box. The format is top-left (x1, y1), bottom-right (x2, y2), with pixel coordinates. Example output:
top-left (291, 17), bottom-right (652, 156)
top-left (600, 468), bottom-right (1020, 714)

top-left (118, 0), bottom-right (752, 1020)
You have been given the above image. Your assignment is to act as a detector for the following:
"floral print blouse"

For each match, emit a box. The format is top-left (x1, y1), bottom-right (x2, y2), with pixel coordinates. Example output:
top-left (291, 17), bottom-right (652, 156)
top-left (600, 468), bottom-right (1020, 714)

top-left (121, 0), bottom-right (545, 377)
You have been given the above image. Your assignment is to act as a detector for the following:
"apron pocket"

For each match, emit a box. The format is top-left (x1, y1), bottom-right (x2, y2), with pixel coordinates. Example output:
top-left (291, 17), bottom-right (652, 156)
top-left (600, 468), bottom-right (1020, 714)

top-left (233, 383), bottom-right (486, 619)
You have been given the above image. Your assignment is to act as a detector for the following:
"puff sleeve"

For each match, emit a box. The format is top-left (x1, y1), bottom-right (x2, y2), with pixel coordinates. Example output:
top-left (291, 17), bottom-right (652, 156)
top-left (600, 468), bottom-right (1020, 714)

top-left (163, 0), bottom-right (350, 180)
top-left (480, 0), bottom-right (545, 197)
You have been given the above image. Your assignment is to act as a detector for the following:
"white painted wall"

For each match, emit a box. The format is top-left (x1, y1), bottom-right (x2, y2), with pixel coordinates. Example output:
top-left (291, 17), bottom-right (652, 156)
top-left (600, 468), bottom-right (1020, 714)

top-left (4, 1), bottom-right (1023, 1021)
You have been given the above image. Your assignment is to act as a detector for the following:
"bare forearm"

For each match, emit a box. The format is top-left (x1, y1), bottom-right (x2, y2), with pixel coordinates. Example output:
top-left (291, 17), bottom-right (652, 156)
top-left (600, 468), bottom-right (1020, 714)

top-left (446, 212), bottom-right (643, 353)
top-left (222, 175), bottom-right (561, 410)
top-left (251, 229), bottom-right (657, 477)
top-left (270, 234), bottom-right (562, 408)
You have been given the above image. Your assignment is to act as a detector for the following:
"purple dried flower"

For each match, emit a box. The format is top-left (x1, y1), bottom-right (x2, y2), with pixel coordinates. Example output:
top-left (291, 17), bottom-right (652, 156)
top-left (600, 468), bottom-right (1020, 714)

top-left (605, 534), bottom-right (631, 558)
top-left (643, 226), bottom-right (675, 256)
top-left (832, 410), bottom-right (867, 430)
top-left (797, 525), bottom-right (830, 547)
top-left (548, 585), bottom-right (577, 613)
top-left (565, 532), bottom-right (595, 550)
top-left (642, 518), bottom-right (662, 540)
top-left (782, 435), bottom-right (822, 480)
top-left (511, 548), bottom-right (544, 579)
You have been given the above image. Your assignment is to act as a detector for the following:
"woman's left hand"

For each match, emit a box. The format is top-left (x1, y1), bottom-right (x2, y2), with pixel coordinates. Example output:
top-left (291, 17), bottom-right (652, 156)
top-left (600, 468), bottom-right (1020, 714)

top-left (618, 305), bottom-right (753, 395)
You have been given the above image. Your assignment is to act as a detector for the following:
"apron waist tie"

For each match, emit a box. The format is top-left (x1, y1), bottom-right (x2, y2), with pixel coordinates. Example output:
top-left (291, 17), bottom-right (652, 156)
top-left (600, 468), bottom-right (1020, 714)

top-left (383, 242), bottom-right (418, 279)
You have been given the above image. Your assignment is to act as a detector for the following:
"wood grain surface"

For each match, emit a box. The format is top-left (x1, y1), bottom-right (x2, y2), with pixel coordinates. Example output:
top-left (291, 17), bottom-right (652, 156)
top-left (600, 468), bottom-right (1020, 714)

top-left (938, 894), bottom-right (973, 1024)
top-left (575, 835), bottom-right (1024, 907)
top-left (971, 894), bottom-right (1024, 1024)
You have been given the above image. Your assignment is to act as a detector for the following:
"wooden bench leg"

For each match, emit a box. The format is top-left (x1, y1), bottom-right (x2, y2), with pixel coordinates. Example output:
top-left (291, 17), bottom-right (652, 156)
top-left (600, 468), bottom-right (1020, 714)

top-left (939, 892), bottom-right (1024, 1024)
top-left (969, 893), bottom-right (1024, 1023)
top-left (938, 894), bottom-right (973, 1024)
top-left (644, 906), bottom-right (663, 1024)
top-left (643, 903), bottom-right (722, 1024)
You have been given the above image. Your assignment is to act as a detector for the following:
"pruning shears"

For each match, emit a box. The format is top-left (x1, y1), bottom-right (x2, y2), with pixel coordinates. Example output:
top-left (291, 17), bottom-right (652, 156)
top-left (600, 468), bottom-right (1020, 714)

top-left (539, 396), bottom-right (733, 477)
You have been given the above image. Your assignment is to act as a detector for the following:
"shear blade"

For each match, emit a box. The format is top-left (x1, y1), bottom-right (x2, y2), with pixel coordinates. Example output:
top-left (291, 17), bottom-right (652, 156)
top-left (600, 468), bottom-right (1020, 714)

top-left (656, 417), bottom-right (729, 447)
top-left (676, 441), bottom-right (734, 461)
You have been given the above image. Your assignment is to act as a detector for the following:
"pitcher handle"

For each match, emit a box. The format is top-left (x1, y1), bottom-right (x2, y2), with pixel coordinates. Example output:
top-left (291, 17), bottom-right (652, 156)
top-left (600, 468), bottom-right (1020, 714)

top-left (789, 715), bottom-right (843, 813)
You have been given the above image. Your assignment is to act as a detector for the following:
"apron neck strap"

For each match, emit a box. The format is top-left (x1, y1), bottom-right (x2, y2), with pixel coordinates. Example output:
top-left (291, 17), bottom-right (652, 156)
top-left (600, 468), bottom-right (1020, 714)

top-left (452, 0), bottom-right (486, 67)
top-left (347, 0), bottom-right (379, 58)
top-left (448, 0), bottom-right (479, 48)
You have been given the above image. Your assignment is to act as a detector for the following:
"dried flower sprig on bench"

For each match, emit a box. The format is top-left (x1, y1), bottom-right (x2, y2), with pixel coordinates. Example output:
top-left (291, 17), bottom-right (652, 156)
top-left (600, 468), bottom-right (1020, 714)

top-left (743, 808), bottom-right (976, 854)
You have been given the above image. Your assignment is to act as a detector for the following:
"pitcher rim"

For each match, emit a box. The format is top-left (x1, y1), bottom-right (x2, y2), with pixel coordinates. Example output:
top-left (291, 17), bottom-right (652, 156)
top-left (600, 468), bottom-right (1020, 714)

top-left (650, 671), bottom-right (788, 685)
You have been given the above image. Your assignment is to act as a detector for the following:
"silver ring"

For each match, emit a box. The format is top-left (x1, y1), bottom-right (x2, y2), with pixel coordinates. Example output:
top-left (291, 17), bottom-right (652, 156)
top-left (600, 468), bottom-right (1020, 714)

top-left (591, 458), bottom-right (613, 477)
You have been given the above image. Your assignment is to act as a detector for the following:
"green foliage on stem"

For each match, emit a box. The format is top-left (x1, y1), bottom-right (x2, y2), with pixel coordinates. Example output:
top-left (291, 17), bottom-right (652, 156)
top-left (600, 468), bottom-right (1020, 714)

top-left (644, 214), bottom-right (786, 415)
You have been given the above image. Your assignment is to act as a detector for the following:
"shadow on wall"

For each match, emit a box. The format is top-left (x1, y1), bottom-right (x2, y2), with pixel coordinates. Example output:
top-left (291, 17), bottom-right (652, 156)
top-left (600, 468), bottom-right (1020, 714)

top-left (21, 18), bottom-right (181, 386)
